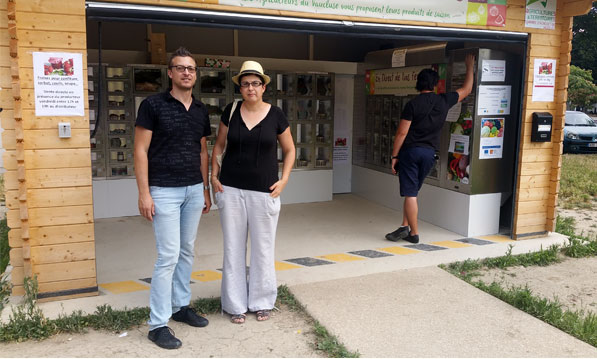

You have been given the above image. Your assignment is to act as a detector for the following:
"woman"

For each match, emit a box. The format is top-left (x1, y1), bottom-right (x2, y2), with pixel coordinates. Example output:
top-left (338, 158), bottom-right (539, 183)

top-left (211, 61), bottom-right (296, 324)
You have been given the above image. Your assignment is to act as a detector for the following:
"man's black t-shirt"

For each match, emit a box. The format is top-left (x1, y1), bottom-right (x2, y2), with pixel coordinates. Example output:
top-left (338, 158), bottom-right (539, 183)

top-left (401, 92), bottom-right (459, 151)
top-left (219, 101), bottom-right (289, 193)
top-left (135, 91), bottom-right (211, 187)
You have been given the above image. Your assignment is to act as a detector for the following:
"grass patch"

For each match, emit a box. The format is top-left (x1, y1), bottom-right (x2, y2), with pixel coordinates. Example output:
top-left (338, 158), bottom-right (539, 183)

top-left (472, 281), bottom-right (597, 347)
top-left (556, 215), bottom-right (576, 238)
top-left (442, 244), bottom-right (561, 281)
top-left (278, 284), bottom-right (360, 358)
top-left (1, 281), bottom-right (357, 358)
top-left (562, 237), bottom-right (597, 258)
top-left (0, 218), bottom-right (9, 275)
top-left (442, 240), bottom-right (597, 349)
top-left (0, 275), bottom-right (216, 342)
top-left (559, 154), bottom-right (597, 209)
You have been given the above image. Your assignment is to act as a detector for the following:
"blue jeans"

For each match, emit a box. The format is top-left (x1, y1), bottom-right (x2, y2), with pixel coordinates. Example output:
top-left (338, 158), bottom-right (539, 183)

top-left (147, 183), bottom-right (205, 330)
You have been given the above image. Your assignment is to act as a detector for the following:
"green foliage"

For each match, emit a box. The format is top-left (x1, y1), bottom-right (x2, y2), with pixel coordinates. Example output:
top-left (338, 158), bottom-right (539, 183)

top-left (313, 321), bottom-right (360, 358)
top-left (473, 281), bottom-right (597, 347)
top-left (556, 215), bottom-right (577, 237)
top-left (0, 277), bottom-right (53, 341)
top-left (562, 237), bottom-right (597, 258)
top-left (572, 5), bottom-right (597, 83)
top-left (0, 272), bottom-right (12, 316)
top-left (0, 219), bottom-right (9, 274)
top-left (558, 154), bottom-right (597, 210)
top-left (444, 244), bottom-right (562, 281)
top-left (277, 285), bottom-right (360, 358)
top-left (190, 297), bottom-right (221, 315)
top-left (277, 284), bottom-right (305, 312)
top-left (568, 65), bottom-right (597, 110)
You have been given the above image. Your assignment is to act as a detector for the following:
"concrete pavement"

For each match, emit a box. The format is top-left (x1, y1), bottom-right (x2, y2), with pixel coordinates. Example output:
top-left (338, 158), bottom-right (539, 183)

top-left (290, 266), bottom-right (597, 357)
top-left (3, 194), bottom-right (596, 357)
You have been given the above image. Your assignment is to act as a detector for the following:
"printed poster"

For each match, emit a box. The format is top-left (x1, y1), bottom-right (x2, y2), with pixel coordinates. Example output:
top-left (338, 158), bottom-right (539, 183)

top-left (33, 52), bottom-right (84, 116)
top-left (477, 85), bottom-right (511, 115)
top-left (218, 0), bottom-right (507, 26)
top-left (446, 102), bottom-right (462, 123)
top-left (448, 134), bottom-right (470, 155)
top-left (333, 135), bottom-right (349, 163)
top-left (392, 49), bottom-right (407, 68)
top-left (481, 60), bottom-right (506, 82)
top-left (479, 118), bottom-right (504, 159)
top-left (525, 0), bottom-right (556, 30)
top-left (532, 58), bottom-right (556, 102)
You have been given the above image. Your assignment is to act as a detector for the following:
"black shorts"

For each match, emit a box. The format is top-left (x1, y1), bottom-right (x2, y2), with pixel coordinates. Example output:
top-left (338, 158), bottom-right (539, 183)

top-left (398, 146), bottom-right (436, 197)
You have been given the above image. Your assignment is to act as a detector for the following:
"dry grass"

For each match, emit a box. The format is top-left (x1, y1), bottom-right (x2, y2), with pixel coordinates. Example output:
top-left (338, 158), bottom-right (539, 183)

top-left (559, 154), bottom-right (597, 209)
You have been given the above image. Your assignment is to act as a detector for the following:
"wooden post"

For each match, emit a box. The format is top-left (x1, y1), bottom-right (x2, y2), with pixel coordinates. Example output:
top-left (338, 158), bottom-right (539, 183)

top-left (3, 0), bottom-right (98, 301)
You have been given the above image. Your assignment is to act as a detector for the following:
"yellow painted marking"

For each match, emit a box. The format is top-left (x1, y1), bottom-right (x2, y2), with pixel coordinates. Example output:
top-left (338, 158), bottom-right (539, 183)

top-left (191, 270), bottom-right (223, 282)
top-left (99, 280), bottom-right (149, 294)
top-left (378, 246), bottom-right (420, 255)
top-left (317, 253), bottom-right (365, 262)
top-left (275, 261), bottom-right (301, 271)
top-left (431, 241), bottom-right (472, 248)
top-left (478, 235), bottom-right (515, 242)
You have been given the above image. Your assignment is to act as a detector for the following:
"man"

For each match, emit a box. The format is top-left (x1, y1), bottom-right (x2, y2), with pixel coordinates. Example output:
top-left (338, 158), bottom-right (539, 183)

top-left (386, 53), bottom-right (475, 244)
top-left (134, 47), bottom-right (212, 349)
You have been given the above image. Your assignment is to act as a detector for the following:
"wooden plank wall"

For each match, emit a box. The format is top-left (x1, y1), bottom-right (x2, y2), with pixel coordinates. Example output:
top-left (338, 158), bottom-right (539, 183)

top-left (2, 0), bottom-right (97, 300)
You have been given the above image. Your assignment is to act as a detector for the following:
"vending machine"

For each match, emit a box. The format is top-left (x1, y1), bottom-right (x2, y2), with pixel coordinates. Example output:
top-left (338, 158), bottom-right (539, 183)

top-left (440, 48), bottom-right (520, 194)
top-left (434, 48), bottom-right (521, 233)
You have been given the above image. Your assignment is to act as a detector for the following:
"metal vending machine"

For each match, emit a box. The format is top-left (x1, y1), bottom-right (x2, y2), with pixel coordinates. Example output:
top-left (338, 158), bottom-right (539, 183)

top-left (424, 48), bottom-right (521, 236)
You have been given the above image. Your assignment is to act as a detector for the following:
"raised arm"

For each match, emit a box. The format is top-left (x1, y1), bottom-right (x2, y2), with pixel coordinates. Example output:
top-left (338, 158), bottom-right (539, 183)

top-left (456, 53), bottom-right (476, 102)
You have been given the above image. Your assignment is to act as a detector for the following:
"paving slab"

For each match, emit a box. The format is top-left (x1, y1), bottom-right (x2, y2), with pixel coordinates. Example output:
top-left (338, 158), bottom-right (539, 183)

top-left (290, 266), bottom-right (597, 358)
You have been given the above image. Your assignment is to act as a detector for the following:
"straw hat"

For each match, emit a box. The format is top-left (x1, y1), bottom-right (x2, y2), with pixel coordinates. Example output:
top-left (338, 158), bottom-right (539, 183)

top-left (232, 61), bottom-right (271, 86)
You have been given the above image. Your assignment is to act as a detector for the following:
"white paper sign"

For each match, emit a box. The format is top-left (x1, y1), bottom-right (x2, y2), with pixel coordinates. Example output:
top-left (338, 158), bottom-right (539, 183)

top-left (392, 49), bottom-right (407, 68)
top-left (525, 0), bottom-right (556, 30)
top-left (481, 60), bottom-right (506, 82)
top-left (477, 85), bottom-right (511, 115)
top-left (333, 135), bottom-right (349, 164)
top-left (448, 134), bottom-right (470, 155)
top-left (479, 118), bottom-right (504, 159)
top-left (532, 58), bottom-right (556, 102)
top-left (445, 102), bottom-right (462, 123)
top-left (33, 52), bottom-right (84, 116)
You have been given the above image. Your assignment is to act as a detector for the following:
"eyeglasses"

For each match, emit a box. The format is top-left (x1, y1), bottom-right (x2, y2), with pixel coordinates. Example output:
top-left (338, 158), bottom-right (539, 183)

top-left (240, 81), bottom-right (263, 88)
top-left (170, 65), bottom-right (197, 74)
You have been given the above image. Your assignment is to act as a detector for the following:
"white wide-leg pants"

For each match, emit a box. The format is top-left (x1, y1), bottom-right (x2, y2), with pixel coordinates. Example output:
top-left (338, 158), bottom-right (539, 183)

top-left (216, 185), bottom-right (281, 315)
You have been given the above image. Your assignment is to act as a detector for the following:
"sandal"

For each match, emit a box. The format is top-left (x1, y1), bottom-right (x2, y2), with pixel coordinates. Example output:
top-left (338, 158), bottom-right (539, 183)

top-left (230, 313), bottom-right (246, 324)
top-left (256, 309), bottom-right (271, 321)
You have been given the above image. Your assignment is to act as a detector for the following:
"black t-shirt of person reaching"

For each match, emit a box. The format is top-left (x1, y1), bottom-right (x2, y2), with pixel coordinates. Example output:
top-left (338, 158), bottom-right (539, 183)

top-left (136, 91), bottom-right (211, 187)
top-left (219, 101), bottom-right (289, 193)
top-left (401, 92), bottom-right (459, 152)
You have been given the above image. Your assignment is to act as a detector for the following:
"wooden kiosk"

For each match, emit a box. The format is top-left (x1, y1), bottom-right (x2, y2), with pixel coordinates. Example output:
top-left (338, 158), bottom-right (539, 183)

top-left (0, 0), bottom-right (593, 300)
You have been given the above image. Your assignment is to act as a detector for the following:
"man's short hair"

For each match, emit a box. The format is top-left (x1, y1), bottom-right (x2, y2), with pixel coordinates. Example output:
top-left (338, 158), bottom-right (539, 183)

top-left (415, 68), bottom-right (439, 92)
top-left (168, 47), bottom-right (196, 67)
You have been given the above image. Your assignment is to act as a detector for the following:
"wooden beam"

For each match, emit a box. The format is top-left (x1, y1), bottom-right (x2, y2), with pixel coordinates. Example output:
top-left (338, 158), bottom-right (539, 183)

top-left (561, 0), bottom-right (593, 17)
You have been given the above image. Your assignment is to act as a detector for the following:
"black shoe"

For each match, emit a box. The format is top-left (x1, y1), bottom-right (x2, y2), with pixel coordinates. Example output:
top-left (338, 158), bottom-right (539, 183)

top-left (404, 233), bottom-right (420, 244)
top-left (172, 306), bottom-right (209, 327)
top-left (385, 226), bottom-right (409, 242)
top-left (148, 326), bottom-right (182, 349)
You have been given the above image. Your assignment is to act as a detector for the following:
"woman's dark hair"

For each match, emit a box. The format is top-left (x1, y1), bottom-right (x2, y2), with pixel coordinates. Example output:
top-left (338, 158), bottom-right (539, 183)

top-left (238, 73), bottom-right (265, 85)
top-left (168, 47), bottom-right (196, 67)
top-left (415, 68), bottom-right (439, 92)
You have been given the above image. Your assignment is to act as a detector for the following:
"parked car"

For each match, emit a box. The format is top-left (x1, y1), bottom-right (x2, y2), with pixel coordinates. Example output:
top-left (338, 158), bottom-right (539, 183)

top-left (563, 111), bottom-right (597, 153)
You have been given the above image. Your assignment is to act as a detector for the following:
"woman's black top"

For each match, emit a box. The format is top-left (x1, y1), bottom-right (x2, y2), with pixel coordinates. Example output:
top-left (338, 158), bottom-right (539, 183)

top-left (219, 101), bottom-right (289, 193)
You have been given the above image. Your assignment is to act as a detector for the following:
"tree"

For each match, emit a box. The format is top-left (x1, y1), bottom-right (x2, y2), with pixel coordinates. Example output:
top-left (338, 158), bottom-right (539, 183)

top-left (568, 65), bottom-right (597, 110)
top-left (572, 3), bottom-right (597, 82)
